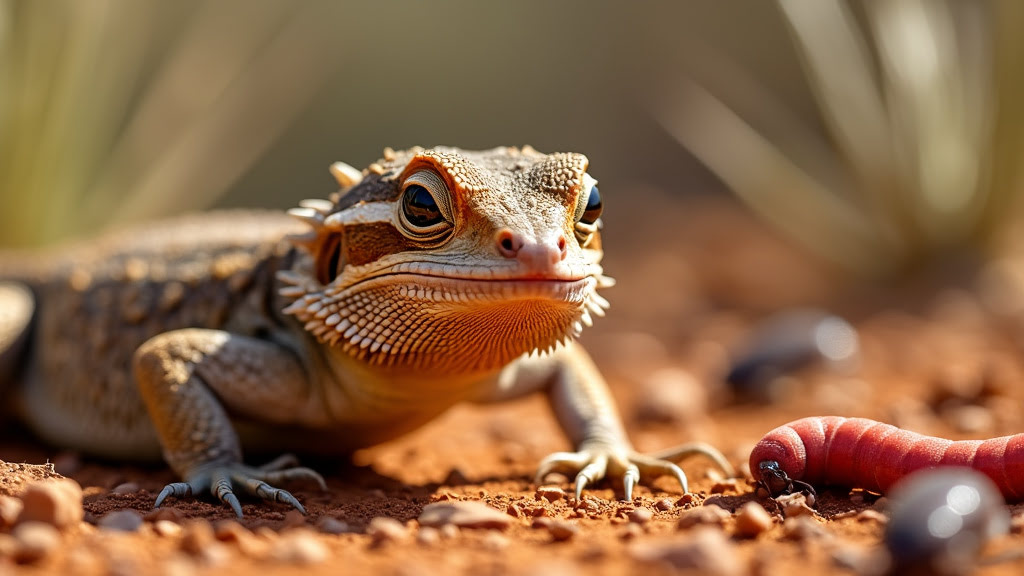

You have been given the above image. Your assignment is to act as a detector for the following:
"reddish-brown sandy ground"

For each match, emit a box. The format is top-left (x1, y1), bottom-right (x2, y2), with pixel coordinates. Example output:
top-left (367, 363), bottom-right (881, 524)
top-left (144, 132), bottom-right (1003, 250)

top-left (3, 197), bottom-right (1024, 575)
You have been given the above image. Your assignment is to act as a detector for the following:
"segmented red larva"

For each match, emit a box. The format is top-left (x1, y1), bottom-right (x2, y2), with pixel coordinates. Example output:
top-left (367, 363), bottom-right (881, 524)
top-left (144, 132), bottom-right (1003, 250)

top-left (749, 416), bottom-right (1024, 500)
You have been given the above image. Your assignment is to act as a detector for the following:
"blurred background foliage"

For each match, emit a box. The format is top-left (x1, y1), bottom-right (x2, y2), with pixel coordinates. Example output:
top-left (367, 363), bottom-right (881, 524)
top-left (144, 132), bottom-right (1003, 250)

top-left (2, 0), bottom-right (1024, 302)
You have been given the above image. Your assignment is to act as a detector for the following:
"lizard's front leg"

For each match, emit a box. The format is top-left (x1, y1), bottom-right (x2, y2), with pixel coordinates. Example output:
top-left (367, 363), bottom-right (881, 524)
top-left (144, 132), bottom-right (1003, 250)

top-left (530, 343), bottom-right (733, 500)
top-left (133, 328), bottom-right (326, 517)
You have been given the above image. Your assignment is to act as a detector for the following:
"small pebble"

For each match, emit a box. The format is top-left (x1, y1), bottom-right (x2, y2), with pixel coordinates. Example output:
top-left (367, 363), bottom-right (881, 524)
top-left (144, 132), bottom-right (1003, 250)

top-left (481, 530), bottom-right (510, 550)
top-left (144, 507), bottom-right (183, 523)
top-left (775, 492), bottom-right (815, 517)
top-left (545, 519), bottom-right (579, 542)
top-left (655, 498), bottom-right (675, 512)
top-left (367, 517), bottom-right (409, 545)
top-left (0, 495), bottom-right (23, 527)
top-left (316, 517), bottom-right (350, 535)
top-left (782, 516), bottom-right (828, 542)
top-left (270, 529), bottom-right (328, 565)
top-left (627, 507), bottom-right (653, 524)
top-left (418, 501), bottom-right (512, 530)
top-left (575, 497), bottom-right (600, 515)
top-left (439, 524), bottom-right (459, 539)
top-left (17, 478), bottom-right (84, 529)
top-left (734, 502), bottom-right (773, 538)
top-left (12, 522), bottom-right (61, 563)
top-left (535, 486), bottom-right (565, 502)
top-left (629, 527), bottom-right (741, 576)
top-left (416, 526), bottom-right (440, 547)
top-left (153, 520), bottom-right (183, 537)
top-left (98, 509), bottom-right (144, 532)
top-left (110, 482), bottom-right (140, 495)
top-left (676, 493), bottom-right (698, 507)
top-left (677, 505), bottom-right (731, 529)
top-left (506, 503), bottom-right (523, 518)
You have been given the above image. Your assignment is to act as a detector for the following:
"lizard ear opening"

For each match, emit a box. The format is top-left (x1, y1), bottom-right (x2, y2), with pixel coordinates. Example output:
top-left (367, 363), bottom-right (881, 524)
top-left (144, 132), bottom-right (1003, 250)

top-left (316, 233), bottom-right (344, 285)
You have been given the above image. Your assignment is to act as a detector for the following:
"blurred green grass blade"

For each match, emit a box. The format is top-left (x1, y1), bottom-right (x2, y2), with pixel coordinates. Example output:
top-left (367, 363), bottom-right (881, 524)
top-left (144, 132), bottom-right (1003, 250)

top-left (777, 0), bottom-right (909, 245)
top-left (654, 77), bottom-right (895, 275)
top-left (86, 0), bottom-right (301, 228)
top-left (101, 1), bottom-right (344, 227)
top-left (867, 0), bottom-right (987, 245)
top-left (984, 0), bottom-right (1024, 242)
top-left (0, 0), bottom-right (345, 247)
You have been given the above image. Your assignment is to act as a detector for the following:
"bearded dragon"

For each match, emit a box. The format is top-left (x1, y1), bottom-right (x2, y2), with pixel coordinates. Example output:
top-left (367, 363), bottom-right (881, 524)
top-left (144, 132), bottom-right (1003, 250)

top-left (0, 146), bottom-right (731, 517)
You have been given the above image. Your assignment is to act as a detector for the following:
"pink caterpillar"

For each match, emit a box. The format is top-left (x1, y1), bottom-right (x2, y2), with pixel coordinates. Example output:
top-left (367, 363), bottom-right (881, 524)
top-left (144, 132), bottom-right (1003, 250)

top-left (749, 416), bottom-right (1024, 500)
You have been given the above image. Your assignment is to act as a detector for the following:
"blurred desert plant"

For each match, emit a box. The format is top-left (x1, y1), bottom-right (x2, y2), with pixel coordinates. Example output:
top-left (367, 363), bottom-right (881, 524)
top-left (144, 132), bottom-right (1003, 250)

top-left (0, 0), bottom-right (345, 247)
top-left (654, 0), bottom-right (1024, 278)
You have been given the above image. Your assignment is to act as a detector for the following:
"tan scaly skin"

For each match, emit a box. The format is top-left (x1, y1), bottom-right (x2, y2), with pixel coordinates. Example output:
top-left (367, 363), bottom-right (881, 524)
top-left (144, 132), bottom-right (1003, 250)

top-left (0, 146), bottom-right (732, 517)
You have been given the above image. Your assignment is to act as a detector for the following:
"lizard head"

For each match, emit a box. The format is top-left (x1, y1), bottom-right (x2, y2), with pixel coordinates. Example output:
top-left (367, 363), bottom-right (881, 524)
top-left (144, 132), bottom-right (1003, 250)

top-left (280, 146), bottom-right (613, 375)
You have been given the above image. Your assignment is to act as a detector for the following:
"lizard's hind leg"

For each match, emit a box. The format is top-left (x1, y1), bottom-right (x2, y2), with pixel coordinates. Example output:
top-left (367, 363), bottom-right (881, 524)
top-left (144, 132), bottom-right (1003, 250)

top-left (0, 282), bottom-right (34, 388)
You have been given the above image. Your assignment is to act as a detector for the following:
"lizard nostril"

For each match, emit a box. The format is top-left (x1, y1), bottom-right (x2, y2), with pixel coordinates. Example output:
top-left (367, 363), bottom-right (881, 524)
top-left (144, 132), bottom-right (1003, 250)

top-left (496, 229), bottom-right (522, 258)
top-left (557, 235), bottom-right (567, 257)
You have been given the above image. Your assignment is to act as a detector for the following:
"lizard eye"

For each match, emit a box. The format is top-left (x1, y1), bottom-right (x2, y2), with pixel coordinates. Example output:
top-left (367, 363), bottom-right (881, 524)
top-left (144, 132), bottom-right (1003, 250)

top-left (580, 185), bottom-right (602, 225)
top-left (402, 185), bottom-right (444, 227)
top-left (573, 176), bottom-right (602, 247)
top-left (398, 170), bottom-right (454, 243)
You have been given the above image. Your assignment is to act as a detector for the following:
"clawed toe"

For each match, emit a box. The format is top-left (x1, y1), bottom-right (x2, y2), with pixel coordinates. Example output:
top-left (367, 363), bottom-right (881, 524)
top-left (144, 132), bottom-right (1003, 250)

top-left (535, 451), bottom-right (590, 484)
top-left (154, 482), bottom-right (193, 509)
top-left (153, 457), bottom-right (325, 517)
top-left (537, 448), bottom-right (696, 501)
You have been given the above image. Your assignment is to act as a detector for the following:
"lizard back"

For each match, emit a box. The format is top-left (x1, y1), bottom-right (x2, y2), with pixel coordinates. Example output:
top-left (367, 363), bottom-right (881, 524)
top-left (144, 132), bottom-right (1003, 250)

top-left (4, 210), bottom-right (305, 458)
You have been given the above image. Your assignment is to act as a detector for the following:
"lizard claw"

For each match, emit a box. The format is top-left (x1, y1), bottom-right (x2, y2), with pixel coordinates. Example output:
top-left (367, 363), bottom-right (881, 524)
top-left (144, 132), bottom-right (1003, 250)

top-left (154, 482), bottom-right (193, 509)
top-left (537, 443), bottom-right (722, 500)
top-left (153, 456), bottom-right (324, 517)
top-left (623, 464), bottom-right (640, 501)
top-left (574, 475), bottom-right (589, 500)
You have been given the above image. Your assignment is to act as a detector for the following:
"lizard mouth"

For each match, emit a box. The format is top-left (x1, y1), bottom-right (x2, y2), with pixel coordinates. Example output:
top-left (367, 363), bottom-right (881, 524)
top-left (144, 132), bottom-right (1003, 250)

top-left (349, 273), bottom-right (596, 304)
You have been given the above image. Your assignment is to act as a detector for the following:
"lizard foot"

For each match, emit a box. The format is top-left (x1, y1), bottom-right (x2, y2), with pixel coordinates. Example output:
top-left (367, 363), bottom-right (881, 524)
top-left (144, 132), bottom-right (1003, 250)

top-left (154, 457), bottom-right (327, 518)
top-left (535, 442), bottom-right (734, 501)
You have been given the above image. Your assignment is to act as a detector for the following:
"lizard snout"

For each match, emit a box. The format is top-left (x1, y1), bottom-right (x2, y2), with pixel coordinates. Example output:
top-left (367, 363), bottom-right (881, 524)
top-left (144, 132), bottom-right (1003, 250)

top-left (495, 228), bottom-right (568, 275)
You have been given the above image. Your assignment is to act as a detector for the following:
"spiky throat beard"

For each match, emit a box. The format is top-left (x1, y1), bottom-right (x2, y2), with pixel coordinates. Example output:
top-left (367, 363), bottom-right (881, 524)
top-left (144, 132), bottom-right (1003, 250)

top-left (280, 270), bottom-right (611, 375)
